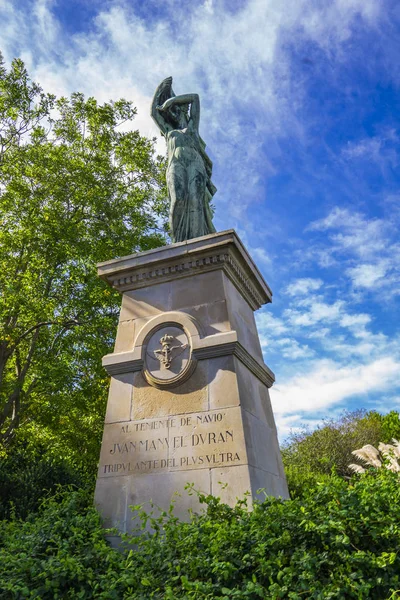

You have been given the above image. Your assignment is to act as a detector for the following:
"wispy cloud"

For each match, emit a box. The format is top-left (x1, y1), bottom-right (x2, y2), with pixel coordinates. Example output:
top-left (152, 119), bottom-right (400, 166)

top-left (305, 207), bottom-right (400, 298)
top-left (272, 356), bottom-right (399, 416)
top-left (0, 0), bottom-right (383, 225)
top-left (341, 129), bottom-right (398, 171)
top-left (285, 278), bottom-right (323, 296)
top-left (258, 203), bottom-right (400, 437)
top-left (2, 0), bottom-right (398, 441)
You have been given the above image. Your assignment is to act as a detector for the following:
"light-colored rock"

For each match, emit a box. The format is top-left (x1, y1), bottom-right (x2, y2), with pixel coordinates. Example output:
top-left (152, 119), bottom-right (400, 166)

top-left (234, 358), bottom-right (277, 428)
top-left (94, 475), bottom-right (129, 530)
top-left (208, 355), bottom-right (240, 410)
top-left (126, 469), bottom-right (211, 532)
top-left (95, 231), bottom-right (289, 535)
top-left (211, 465), bottom-right (252, 506)
top-left (132, 364), bottom-right (208, 420)
top-left (180, 300), bottom-right (230, 336)
top-left (104, 373), bottom-right (134, 424)
top-left (241, 408), bottom-right (285, 478)
top-left (114, 319), bottom-right (135, 353)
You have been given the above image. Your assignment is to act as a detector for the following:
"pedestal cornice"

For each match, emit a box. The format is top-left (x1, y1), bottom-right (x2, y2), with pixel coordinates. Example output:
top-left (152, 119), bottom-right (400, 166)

top-left (97, 230), bottom-right (272, 311)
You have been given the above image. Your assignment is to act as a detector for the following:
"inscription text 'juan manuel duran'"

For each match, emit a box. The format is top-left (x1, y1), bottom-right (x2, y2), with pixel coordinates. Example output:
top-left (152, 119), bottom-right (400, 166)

top-left (101, 410), bottom-right (245, 475)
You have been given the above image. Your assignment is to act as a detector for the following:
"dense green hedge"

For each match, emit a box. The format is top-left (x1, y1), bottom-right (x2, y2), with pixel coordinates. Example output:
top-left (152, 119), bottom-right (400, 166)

top-left (0, 446), bottom-right (92, 520)
top-left (1, 469), bottom-right (400, 599)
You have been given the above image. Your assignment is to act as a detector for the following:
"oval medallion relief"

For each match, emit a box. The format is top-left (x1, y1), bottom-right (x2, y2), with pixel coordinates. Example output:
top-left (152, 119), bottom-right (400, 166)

top-left (143, 324), bottom-right (196, 388)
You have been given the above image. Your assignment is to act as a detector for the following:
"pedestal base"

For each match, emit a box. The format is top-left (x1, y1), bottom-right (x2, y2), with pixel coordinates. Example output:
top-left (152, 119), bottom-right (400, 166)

top-left (94, 230), bottom-right (288, 534)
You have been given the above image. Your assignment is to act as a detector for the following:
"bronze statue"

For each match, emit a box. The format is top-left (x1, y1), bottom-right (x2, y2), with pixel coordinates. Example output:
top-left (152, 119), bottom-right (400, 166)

top-left (151, 77), bottom-right (216, 242)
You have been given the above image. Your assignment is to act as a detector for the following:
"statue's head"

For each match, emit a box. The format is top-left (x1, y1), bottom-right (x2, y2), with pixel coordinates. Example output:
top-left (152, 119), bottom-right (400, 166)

top-left (167, 104), bottom-right (189, 130)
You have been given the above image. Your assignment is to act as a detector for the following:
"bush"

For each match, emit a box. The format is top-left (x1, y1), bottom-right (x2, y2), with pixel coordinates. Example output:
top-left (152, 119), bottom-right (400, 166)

top-left (282, 410), bottom-right (400, 497)
top-left (1, 469), bottom-right (400, 599)
top-left (0, 446), bottom-right (92, 520)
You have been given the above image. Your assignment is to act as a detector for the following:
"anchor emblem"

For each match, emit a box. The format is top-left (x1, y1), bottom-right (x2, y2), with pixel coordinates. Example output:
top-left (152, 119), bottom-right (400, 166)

top-left (152, 333), bottom-right (187, 370)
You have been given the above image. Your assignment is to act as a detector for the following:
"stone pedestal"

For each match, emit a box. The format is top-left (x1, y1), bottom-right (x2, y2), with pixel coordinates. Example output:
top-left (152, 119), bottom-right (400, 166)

top-left (94, 230), bottom-right (289, 537)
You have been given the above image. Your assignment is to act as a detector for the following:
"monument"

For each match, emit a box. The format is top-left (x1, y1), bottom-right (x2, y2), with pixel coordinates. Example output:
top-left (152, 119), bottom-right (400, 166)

top-left (94, 78), bottom-right (289, 541)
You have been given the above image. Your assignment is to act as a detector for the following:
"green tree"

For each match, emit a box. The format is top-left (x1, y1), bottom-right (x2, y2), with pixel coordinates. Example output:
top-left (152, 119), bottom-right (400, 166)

top-left (282, 410), bottom-right (400, 497)
top-left (0, 54), bottom-right (167, 469)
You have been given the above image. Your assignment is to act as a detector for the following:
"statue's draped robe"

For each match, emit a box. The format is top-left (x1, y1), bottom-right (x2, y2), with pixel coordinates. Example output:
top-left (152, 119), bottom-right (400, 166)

top-left (152, 80), bottom-right (216, 243)
top-left (167, 128), bottom-right (216, 242)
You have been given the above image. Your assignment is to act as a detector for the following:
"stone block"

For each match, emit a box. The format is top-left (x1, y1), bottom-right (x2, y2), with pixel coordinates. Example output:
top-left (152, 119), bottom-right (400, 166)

top-left (132, 363), bottom-right (208, 420)
top-left (208, 355), bottom-right (240, 410)
top-left (104, 373), bottom-right (134, 424)
top-left (94, 475), bottom-right (129, 530)
top-left (248, 465), bottom-right (289, 500)
top-left (114, 320), bottom-right (135, 353)
top-left (234, 358), bottom-right (277, 428)
top-left (167, 406), bottom-right (248, 472)
top-left (223, 276), bottom-right (264, 360)
top-left (170, 270), bottom-right (226, 310)
top-left (211, 464), bottom-right (252, 506)
top-left (119, 281), bottom-right (172, 321)
top-left (126, 469), bottom-right (210, 532)
top-left (241, 408), bottom-right (285, 478)
top-left (180, 300), bottom-right (230, 336)
top-left (97, 406), bottom-right (248, 480)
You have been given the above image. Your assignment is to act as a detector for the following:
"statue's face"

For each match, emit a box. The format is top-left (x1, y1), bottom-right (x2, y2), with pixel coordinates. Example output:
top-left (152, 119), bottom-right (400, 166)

top-left (168, 106), bottom-right (188, 129)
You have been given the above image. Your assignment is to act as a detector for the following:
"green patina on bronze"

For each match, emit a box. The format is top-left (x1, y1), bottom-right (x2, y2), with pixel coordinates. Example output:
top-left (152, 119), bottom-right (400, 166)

top-left (151, 77), bottom-right (216, 243)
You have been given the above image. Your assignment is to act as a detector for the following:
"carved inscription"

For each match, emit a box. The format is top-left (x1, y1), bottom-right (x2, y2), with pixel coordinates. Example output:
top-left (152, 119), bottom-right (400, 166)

top-left (98, 407), bottom-right (247, 477)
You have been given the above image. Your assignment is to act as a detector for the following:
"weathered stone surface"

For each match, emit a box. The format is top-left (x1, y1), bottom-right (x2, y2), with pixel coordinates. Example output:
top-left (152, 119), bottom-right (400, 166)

top-left (97, 230), bottom-right (272, 310)
top-left (94, 475), bottom-right (129, 529)
top-left (132, 363), bottom-right (208, 420)
top-left (95, 231), bottom-right (288, 533)
top-left (114, 319), bottom-right (135, 353)
top-left (234, 358), bottom-right (277, 428)
top-left (181, 300), bottom-right (230, 336)
top-left (97, 406), bottom-right (247, 480)
top-left (248, 465), bottom-right (289, 500)
top-left (241, 408), bottom-right (284, 477)
top-left (126, 469), bottom-right (211, 532)
top-left (209, 355), bottom-right (240, 410)
top-left (104, 373), bottom-right (134, 424)
top-left (210, 465), bottom-right (252, 505)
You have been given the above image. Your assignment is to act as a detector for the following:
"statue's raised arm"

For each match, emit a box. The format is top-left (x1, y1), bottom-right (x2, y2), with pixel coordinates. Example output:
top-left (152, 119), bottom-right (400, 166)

top-left (151, 76), bottom-right (174, 136)
top-left (151, 76), bottom-right (216, 243)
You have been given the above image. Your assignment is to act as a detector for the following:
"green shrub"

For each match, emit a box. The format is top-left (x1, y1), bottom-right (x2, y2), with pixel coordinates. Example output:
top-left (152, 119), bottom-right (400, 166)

top-left (1, 469), bottom-right (400, 599)
top-left (0, 446), bottom-right (91, 520)
top-left (282, 410), bottom-right (400, 497)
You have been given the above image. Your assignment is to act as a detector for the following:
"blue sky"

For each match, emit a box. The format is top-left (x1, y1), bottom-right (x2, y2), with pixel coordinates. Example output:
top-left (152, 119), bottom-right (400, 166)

top-left (2, 0), bottom-right (400, 438)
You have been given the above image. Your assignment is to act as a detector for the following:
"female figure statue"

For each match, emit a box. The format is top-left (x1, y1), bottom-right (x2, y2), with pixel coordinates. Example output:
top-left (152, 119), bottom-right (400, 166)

top-left (151, 77), bottom-right (216, 243)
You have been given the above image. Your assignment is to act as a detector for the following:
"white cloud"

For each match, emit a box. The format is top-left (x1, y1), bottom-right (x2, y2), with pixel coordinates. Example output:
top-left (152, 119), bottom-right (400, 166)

top-left (271, 356), bottom-right (400, 416)
top-left (305, 207), bottom-right (400, 299)
top-left (339, 313), bottom-right (371, 328)
top-left (0, 0), bottom-right (383, 221)
top-left (341, 130), bottom-right (398, 170)
top-left (346, 262), bottom-right (388, 289)
top-left (275, 337), bottom-right (314, 360)
top-left (247, 246), bottom-right (272, 268)
top-left (257, 312), bottom-right (288, 337)
top-left (285, 277), bottom-right (323, 296)
top-left (307, 208), bottom-right (388, 259)
top-left (284, 299), bottom-right (344, 327)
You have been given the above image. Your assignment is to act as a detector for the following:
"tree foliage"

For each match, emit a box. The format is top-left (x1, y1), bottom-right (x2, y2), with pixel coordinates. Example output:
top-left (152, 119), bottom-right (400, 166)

top-left (282, 410), bottom-right (400, 497)
top-left (1, 470), bottom-right (400, 599)
top-left (0, 55), bottom-right (167, 463)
